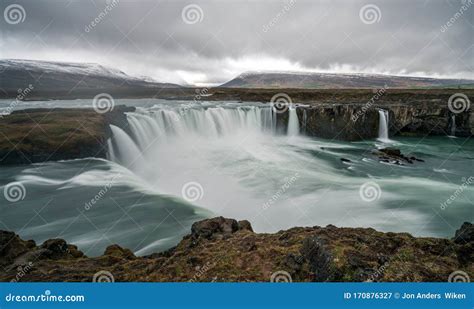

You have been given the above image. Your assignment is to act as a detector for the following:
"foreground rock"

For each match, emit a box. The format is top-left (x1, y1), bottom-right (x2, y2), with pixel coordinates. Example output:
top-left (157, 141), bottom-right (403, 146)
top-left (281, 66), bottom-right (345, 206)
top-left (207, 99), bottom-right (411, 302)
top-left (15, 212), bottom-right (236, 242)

top-left (1, 218), bottom-right (472, 282)
top-left (0, 106), bottom-right (134, 165)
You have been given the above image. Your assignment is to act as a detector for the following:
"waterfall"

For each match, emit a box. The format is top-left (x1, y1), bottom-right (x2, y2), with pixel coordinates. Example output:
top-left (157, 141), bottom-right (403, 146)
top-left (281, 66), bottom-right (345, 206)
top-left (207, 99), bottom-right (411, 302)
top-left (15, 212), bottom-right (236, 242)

top-left (109, 105), bottom-right (277, 165)
top-left (450, 115), bottom-right (456, 137)
top-left (287, 105), bottom-right (300, 136)
top-left (107, 138), bottom-right (116, 161)
top-left (302, 109), bottom-right (307, 134)
top-left (377, 109), bottom-right (389, 142)
top-left (109, 125), bottom-right (145, 171)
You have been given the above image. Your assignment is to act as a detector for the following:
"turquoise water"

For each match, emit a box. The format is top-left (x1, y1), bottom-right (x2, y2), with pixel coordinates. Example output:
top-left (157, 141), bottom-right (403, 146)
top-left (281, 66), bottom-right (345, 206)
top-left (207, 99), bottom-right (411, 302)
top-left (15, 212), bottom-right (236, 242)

top-left (0, 99), bottom-right (473, 256)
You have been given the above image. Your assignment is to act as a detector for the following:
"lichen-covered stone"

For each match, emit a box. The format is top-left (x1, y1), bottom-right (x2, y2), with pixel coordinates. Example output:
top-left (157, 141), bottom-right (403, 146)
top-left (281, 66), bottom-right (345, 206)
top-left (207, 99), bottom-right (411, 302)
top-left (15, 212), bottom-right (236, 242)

top-left (0, 217), bottom-right (472, 282)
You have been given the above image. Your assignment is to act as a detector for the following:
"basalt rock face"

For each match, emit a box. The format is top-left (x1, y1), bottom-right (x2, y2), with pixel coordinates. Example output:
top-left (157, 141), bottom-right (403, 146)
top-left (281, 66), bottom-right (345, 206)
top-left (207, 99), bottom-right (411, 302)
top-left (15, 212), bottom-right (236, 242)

top-left (276, 102), bottom-right (472, 141)
top-left (0, 217), bottom-right (472, 282)
top-left (389, 104), bottom-right (472, 137)
top-left (288, 104), bottom-right (379, 141)
top-left (0, 105), bottom-right (134, 165)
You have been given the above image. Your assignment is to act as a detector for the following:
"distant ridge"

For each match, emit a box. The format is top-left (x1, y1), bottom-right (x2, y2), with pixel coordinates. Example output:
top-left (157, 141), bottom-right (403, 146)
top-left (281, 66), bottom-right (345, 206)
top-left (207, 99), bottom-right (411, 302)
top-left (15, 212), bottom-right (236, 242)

top-left (220, 71), bottom-right (474, 89)
top-left (0, 59), bottom-right (180, 95)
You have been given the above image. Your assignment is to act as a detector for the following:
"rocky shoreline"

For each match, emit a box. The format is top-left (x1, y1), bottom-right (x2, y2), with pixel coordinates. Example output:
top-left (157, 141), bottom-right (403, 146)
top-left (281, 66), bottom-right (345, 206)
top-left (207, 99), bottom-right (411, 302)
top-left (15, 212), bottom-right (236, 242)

top-left (0, 106), bottom-right (134, 165)
top-left (1, 217), bottom-right (472, 282)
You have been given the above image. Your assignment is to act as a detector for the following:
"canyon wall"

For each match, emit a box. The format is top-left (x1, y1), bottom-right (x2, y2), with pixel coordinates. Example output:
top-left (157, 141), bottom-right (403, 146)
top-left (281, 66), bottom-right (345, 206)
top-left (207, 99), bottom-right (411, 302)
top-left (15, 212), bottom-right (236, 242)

top-left (277, 103), bottom-right (473, 141)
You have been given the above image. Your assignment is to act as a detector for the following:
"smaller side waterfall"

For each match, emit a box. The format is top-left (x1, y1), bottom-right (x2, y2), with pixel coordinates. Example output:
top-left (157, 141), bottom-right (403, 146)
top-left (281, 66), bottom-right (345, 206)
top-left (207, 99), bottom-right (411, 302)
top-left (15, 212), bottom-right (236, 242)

top-left (287, 104), bottom-right (300, 136)
top-left (107, 138), bottom-right (116, 161)
top-left (377, 109), bottom-right (390, 142)
top-left (302, 109), bottom-right (307, 134)
top-left (449, 115), bottom-right (456, 137)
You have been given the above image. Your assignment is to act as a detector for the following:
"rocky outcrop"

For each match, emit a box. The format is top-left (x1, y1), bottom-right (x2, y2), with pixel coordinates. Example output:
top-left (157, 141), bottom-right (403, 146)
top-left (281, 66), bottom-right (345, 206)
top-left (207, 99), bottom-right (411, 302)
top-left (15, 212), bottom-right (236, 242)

top-left (1, 217), bottom-right (472, 282)
top-left (0, 105), bottom-right (134, 165)
top-left (372, 147), bottom-right (424, 165)
top-left (276, 101), bottom-right (472, 141)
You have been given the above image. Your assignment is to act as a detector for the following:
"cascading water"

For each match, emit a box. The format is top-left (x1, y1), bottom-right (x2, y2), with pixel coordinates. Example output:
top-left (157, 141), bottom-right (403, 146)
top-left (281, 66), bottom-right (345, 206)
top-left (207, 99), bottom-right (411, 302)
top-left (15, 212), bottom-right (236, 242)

top-left (287, 104), bottom-right (300, 136)
top-left (302, 109), bottom-right (307, 134)
top-left (101, 99), bottom-right (473, 244)
top-left (450, 115), bottom-right (456, 137)
top-left (107, 103), bottom-right (316, 231)
top-left (377, 109), bottom-right (390, 142)
top-left (3, 99), bottom-right (472, 258)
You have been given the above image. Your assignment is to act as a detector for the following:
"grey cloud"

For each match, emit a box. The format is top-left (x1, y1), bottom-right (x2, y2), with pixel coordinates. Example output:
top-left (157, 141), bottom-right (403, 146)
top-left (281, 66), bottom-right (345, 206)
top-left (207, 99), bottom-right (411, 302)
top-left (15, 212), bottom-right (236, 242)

top-left (0, 0), bottom-right (473, 85)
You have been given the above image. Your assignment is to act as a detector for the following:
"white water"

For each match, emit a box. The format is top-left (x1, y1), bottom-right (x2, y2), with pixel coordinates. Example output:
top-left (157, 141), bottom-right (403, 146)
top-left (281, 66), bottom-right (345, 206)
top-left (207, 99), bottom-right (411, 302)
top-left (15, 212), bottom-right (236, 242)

top-left (108, 103), bottom-right (429, 233)
top-left (287, 104), bottom-right (300, 136)
top-left (2, 99), bottom-right (473, 257)
top-left (377, 109), bottom-right (390, 142)
top-left (450, 115), bottom-right (456, 137)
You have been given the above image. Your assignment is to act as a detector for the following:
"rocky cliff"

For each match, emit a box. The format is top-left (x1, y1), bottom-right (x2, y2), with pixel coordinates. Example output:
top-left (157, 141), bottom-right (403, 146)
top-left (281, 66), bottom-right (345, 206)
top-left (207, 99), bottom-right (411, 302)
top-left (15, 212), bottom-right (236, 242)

top-left (1, 217), bottom-right (472, 282)
top-left (277, 101), bottom-right (473, 141)
top-left (0, 106), bottom-right (134, 165)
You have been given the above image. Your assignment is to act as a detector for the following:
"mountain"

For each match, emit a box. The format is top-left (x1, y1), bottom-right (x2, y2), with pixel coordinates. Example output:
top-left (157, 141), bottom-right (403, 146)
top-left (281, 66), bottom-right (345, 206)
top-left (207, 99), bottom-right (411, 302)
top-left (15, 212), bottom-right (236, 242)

top-left (0, 59), bottom-right (180, 96)
top-left (221, 71), bottom-right (474, 89)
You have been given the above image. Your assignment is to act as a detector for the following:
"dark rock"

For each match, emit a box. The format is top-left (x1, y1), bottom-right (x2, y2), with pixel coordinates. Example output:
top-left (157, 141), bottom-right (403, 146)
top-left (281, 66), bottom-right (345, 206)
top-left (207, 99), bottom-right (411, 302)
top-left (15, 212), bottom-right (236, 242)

top-left (340, 158), bottom-right (352, 163)
top-left (187, 256), bottom-right (200, 266)
top-left (373, 147), bottom-right (424, 165)
top-left (380, 148), bottom-right (401, 156)
top-left (242, 237), bottom-right (257, 252)
top-left (41, 239), bottom-right (68, 254)
top-left (0, 231), bottom-right (35, 267)
top-left (300, 236), bottom-right (333, 281)
top-left (456, 242), bottom-right (473, 266)
top-left (104, 244), bottom-right (136, 260)
top-left (40, 239), bottom-right (84, 260)
top-left (284, 253), bottom-right (303, 272)
top-left (453, 222), bottom-right (474, 244)
top-left (238, 220), bottom-right (253, 232)
top-left (191, 217), bottom-right (239, 240)
top-left (1, 218), bottom-right (472, 282)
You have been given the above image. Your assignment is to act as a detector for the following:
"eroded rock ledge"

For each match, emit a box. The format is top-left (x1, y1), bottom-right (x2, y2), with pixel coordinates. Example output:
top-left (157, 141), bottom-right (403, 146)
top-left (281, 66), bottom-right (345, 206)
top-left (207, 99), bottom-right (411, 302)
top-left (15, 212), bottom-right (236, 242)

top-left (1, 217), bottom-right (472, 282)
top-left (0, 106), bottom-right (134, 165)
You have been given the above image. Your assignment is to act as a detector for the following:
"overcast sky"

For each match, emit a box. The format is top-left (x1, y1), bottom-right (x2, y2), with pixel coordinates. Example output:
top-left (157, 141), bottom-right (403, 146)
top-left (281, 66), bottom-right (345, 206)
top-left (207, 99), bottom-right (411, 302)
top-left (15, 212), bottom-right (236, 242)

top-left (0, 0), bottom-right (473, 85)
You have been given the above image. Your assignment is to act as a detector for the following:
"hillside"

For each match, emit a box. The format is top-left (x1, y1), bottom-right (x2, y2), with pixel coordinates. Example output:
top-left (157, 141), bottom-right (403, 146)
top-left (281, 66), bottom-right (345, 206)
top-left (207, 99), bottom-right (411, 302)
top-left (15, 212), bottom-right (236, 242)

top-left (0, 59), bottom-right (180, 96)
top-left (221, 72), bottom-right (474, 89)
